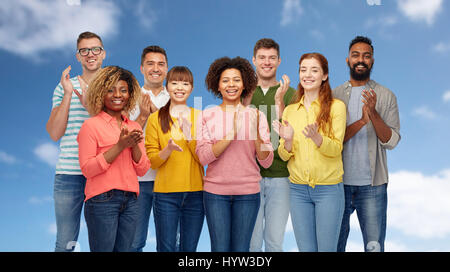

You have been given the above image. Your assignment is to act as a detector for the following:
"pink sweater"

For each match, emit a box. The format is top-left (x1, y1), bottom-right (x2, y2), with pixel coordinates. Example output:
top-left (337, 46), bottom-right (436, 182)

top-left (196, 106), bottom-right (274, 195)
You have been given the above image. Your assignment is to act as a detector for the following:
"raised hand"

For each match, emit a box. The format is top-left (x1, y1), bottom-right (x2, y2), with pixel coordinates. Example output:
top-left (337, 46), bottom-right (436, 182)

top-left (118, 126), bottom-right (144, 149)
top-left (167, 138), bottom-right (183, 152)
top-left (302, 123), bottom-right (323, 147)
top-left (74, 75), bottom-right (88, 109)
top-left (178, 113), bottom-right (192, 141)
top-left (139, 93), bottom-right (152, 119)
top-left (362, 89), bottom-right (377, 118)
top-left (60, 66), bottom-right (75, 96)
top-left (272, 119), bottom-right (294, 142)
top-left (274, 74), bottom-right (290, 119)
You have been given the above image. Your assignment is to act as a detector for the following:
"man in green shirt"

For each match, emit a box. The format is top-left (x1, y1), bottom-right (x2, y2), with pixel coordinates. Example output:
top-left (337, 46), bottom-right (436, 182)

top-left (244, 38), bottom-right (296, 252)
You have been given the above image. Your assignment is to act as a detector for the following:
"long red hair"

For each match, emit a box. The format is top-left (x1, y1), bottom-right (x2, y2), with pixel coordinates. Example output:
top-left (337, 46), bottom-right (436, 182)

top-left (292, 52), bottom-right (334, 137)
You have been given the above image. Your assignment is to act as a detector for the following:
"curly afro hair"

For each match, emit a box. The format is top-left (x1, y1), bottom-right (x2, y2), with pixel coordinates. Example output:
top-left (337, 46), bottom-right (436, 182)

top-left (205, 56), bottom-right (257, 99)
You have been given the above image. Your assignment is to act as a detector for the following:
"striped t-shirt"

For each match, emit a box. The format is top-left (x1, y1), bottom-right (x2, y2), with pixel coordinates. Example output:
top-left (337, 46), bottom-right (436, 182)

top-left (52, 77), bottom-right (89, 175)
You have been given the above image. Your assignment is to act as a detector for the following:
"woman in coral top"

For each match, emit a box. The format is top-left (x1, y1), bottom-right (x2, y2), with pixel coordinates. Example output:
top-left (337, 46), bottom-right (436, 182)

top-left (145, 66), bottom-right (204, 252)
top-left (273, 53), bottom-right (346, 252)
top-left (77, 66), bottom-right (150, 252)
top-left (196, 57), bottom-right (274, 252)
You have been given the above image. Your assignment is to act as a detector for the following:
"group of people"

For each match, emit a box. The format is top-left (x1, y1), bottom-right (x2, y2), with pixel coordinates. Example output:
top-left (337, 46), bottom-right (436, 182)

top-left (46, 31), bottom-right (400, 252)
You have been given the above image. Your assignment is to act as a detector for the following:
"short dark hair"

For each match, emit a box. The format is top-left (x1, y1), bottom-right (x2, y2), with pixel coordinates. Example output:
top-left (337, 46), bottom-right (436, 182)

top-left (253, 38), bottom-right (280, 57)
top-left (77, 31), bottom-right (103, 48)
top-left (349, 36), bottom-right (374, 53)
top-left (205, 56), bottom-right (257, 100)
top-left (141, 45), bottom-right (168, 65)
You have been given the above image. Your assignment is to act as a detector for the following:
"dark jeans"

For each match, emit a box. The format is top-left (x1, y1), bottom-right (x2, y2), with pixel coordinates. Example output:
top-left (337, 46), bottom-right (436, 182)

top-left (203, 191), bottom-right (260, 252)
top-left (153, 191), bottom-right (204, 252)
top-left (84, 189), bottom-right (139, 252)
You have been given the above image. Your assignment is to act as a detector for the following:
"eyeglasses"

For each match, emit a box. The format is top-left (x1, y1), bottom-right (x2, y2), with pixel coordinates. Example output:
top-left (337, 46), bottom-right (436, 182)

top-left (77, 46), bottom-right (104, 56)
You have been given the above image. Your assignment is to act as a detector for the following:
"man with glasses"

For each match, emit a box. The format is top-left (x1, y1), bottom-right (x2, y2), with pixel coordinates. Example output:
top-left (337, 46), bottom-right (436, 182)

top-left (46, 31), bottom-right (106, 251)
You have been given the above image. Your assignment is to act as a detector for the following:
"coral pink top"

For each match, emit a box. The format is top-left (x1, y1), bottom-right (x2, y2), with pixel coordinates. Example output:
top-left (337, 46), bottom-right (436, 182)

top-left (196, 106), bottom-right (274, 195)
top-left (77, 111), bottom-right (150, 201)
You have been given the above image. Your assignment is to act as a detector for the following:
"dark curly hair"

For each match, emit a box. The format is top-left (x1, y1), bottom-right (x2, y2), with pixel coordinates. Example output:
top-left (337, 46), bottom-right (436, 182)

top-left (205, 56), bottom-right (257, 99)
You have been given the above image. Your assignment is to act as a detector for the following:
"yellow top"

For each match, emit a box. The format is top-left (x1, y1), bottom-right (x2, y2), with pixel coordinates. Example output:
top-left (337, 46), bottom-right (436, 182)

top-left (145, 108), bottom-right (204, 193)
top-left (278, 97), bottom-right (346, 188)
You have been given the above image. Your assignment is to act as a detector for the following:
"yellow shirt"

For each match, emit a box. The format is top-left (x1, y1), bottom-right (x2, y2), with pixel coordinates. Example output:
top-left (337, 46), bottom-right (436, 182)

top-left (278, 97), bottom-right (346, 187)
top-left (145, 108), bottom-right (204, 193)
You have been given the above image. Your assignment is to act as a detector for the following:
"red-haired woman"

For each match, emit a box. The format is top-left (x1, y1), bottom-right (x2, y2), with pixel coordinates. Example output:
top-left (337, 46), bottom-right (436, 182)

top-left (273, 53), bottom-right (346, 252)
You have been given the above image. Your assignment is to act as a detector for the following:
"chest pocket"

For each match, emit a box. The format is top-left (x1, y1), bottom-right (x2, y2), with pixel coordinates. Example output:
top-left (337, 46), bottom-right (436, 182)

top-left (97, 134), bottom-right (118, 148)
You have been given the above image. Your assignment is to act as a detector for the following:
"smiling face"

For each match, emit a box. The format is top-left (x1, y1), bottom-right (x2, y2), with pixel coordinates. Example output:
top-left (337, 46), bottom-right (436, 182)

top-left (76, 37), bottom-right (105, 72)
top-left (299, 57), bottom-right (328, 92)
top-left (252, 47), bottom-right (280, 81)
top-left (167, 80), bottom-right (193, 105)
top-left (140, 52), bottom-right (168, 89)
top-left (347, 42), bottom-right (374, 81)
top-left (218, 68), bottom-right (244, 105)
top-left (103, 80), bottom-right (130, 116)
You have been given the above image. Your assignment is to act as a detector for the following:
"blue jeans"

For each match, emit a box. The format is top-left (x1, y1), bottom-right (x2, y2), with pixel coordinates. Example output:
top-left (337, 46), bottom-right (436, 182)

top-left (130, 181), bottom-right (154, 252)
top-left (84, 189), bottom-right (139, 252)
top-left (153, 191), bottom-right (204, 252)
top-left (337, 184), bottom-right (387, 252)
top-left (250, 177), bottom-right (290, 252)
top-left (290, 183), bottom-right (344, 252)
top-left (204, 191), bottom-right (260, 252)
top-left (53, 174), bottom-right (86, 252)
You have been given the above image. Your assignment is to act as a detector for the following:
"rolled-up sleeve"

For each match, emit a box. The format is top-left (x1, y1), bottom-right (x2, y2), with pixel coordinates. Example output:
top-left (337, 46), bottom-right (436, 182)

top-left (380, 94), bottom-right (401, 150)
top-left (133, 139), bottom-right (151, 177)
top-left (77, 122), bottom-right (111, 179)
top-left (317, 100), bottom-right (346, 158)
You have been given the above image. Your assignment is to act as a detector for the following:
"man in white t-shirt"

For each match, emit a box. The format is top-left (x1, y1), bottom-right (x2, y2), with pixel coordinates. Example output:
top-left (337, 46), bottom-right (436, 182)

top-left (130, 45), bottom-right (170, 252)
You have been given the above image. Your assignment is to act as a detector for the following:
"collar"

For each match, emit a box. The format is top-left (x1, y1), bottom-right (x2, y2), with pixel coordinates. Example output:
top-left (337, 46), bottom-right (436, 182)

top-left (345, 79), bottom-right (377, 90)
top-left (98, 111), bottom-right (129, 124)
top-left (296, 95), bottom-right (320, 110)
top-left (142, 86), bottom-right (169, 97)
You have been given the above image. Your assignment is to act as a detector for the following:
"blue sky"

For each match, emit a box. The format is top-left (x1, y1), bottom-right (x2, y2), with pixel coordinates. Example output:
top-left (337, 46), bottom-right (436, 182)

top-left (0, 0), bottom-right (449, 252)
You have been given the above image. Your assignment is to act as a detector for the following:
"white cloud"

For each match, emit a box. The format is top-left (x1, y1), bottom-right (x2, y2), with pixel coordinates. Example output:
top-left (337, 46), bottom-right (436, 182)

top-left (388, 169), bottom-right (450, 239)
top-left (0, 150), bottom-right (17, 164)
top-left (432, 42), bottom-right (450, 54)
top-left (280, 0), bottom-right (303, 27)
top-left (397, 0), bottom-right (443, 25)
top-left (443, 91), bottom-right (450, 103)
top-left (412, 105), bottom-right (438, 120)
top-left (28, 196), bottom-right (53, 205)
top-left (0, 0), bottom-right (119, 59)
top-left (33, 142), bottom-right (59, 166)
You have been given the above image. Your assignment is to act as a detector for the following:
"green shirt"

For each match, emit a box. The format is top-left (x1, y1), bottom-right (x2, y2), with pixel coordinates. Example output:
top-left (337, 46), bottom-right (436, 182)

top-left (250, 84), bottom-right (296, 177)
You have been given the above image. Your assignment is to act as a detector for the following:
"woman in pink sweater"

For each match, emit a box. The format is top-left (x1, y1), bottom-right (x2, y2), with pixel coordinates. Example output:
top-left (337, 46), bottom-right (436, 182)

top-left (196, 57), bottom-right (274, 252)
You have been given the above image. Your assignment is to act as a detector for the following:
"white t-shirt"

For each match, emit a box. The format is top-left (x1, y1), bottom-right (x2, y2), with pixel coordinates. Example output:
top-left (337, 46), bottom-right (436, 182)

top-left (130, 86), bottom-right (170, 181)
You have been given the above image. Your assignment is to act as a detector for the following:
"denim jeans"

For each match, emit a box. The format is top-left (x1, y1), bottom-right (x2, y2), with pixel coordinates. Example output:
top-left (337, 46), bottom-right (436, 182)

top-left (130, 181), bottom-right (154, 252)
top-left (290, 182), bottom-right (344, 252)
top-left (250, 177), bottom-right (290, 252)
top-left (53, 174), bottom-right (86, 252)
top-left (204, 191), bottom-right (260, 252)
top-left (84, 189), bottom-right (139, 252)
top-left (337, 184), bottom-right (387, 252)
top-left (153, 191), bottom-right (204, 252)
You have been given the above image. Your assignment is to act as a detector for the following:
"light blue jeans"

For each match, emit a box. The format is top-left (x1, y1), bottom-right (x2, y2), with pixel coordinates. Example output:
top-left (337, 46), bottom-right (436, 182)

top-left (337, 184), bottom-right (388, 252)
top-left (53, 174), bottom-right (86, 252)
top-left (290, 182), bottom-right (344, 252)
top-left (130, 181), bottom-right (154, 252)
top-left (250, 177), bottom-right (290, 252)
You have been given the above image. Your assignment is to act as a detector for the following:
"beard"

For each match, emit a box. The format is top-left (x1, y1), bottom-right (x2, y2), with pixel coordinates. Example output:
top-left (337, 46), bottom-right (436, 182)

top-left (348, 61), bottom-right (373, 81)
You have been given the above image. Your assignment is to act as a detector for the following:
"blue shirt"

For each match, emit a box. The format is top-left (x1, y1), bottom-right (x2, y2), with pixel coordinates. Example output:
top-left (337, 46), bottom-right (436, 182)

top-left (342, 86), bottom-right (372, 186)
